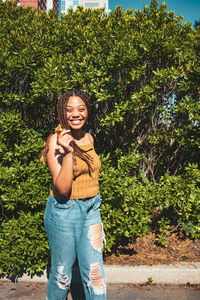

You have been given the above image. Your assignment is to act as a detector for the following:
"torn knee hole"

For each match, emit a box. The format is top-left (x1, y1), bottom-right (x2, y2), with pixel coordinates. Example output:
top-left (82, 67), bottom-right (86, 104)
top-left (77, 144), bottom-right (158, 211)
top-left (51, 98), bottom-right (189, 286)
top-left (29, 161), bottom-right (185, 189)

top-left (57, 265), bottom-right (70, 290)
top-left (88, 223), bottom-right (104, 252)
top-left (88, 262), bottom-right (106, 295)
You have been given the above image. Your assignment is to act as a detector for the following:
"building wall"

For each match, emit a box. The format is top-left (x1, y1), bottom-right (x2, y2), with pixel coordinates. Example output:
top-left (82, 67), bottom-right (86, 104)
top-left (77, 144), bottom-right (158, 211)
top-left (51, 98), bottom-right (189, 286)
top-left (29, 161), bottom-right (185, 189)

top-left (59, 0), bottom-right (109, 14)
top-left (19, 0), bottom-right (38, 9)
top-left (82, 0), bottom-right (108, 11)
top-left (46, 0), bottom-right (58, 12)
top-left (46, 0), bottom-right (53, 10)
top-left (9, 0), bottom-right (108, 14)
top-left (60, 0), bottom-right (81, 14)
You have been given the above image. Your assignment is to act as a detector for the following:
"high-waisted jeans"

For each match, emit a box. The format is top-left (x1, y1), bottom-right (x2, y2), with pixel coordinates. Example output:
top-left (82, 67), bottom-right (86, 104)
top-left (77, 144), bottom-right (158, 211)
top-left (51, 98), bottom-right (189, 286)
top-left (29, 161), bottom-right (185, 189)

top-left (44, 193), bottom-right (106, 300)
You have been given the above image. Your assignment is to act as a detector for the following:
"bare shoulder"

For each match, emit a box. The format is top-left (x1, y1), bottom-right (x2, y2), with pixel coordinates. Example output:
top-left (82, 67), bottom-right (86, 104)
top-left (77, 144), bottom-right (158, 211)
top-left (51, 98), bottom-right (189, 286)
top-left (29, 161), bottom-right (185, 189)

top-left (46, 132), bottom-right (61, 161)
top-left (47, 132), bottom-right (58, 149)
top-left (46, 132), bottom-right (63, 174)
top-left (86, 132), bottom-right (94, 145)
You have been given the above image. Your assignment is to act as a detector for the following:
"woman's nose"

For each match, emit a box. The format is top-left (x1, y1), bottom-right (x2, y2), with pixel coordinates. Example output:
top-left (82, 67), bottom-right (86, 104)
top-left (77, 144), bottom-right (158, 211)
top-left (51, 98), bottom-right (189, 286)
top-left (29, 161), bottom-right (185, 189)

top-left (72, 110), bottom-right (79, 117)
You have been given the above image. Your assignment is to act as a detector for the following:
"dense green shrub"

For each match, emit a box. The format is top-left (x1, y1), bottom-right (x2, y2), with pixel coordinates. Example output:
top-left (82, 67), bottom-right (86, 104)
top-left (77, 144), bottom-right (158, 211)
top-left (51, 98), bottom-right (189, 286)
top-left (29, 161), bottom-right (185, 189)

top-left (0, 111), bottom-right (52, 277)
top-left (0, 0), bottom-right (200, 278)
top-left (1, 1), bottom-right (199, 178)
top-left (100, 154), bottom-right (200, 251)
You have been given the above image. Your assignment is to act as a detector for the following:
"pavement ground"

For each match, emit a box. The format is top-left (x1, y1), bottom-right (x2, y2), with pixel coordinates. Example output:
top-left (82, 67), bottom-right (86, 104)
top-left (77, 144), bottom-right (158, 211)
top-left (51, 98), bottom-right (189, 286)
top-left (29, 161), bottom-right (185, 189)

top-left (1, 263), bottom-right (200, 300)
top-left (1, 281), bottom-right (200, 300)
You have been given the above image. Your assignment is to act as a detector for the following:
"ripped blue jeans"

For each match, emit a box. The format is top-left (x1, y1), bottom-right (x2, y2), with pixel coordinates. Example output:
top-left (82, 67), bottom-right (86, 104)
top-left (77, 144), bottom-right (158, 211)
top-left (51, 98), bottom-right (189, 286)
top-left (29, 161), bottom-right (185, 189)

top-left (44, 193), bottom-right (106, 300)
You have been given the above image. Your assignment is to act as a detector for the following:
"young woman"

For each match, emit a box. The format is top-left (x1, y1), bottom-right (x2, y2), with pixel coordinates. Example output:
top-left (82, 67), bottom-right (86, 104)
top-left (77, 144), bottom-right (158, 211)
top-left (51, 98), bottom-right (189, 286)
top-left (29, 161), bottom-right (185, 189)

top-left (43, 90), bottom-right (106, 300)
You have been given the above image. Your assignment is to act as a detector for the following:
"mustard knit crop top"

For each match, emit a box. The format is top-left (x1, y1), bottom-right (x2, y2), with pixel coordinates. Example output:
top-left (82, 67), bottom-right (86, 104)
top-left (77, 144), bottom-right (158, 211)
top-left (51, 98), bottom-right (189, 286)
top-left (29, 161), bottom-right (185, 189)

top-left (51, 141), bottom-right (101, 199)
top-left (69, 142), bottom-right (101, 199)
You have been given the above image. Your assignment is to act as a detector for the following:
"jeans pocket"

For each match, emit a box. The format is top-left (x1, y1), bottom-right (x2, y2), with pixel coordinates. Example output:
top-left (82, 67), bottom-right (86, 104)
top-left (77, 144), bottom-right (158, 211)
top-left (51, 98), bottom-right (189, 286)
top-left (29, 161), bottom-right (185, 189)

top-left (53, 199), bottom-right (75, 209)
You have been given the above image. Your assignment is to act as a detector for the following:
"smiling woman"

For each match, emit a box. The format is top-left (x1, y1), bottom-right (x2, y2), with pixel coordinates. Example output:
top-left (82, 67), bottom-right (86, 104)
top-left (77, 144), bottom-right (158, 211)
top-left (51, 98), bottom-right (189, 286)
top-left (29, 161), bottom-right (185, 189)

top-left (42, 90), bottom-right (106, 300)
top-left (41, 91), bottom-right (94, 175)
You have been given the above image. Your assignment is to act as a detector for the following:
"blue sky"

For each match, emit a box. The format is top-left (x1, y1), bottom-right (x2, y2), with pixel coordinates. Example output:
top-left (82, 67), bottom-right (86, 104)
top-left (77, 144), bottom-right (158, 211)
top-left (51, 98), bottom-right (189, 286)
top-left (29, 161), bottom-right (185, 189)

top-left (109, 0), bottom-right (200, 26)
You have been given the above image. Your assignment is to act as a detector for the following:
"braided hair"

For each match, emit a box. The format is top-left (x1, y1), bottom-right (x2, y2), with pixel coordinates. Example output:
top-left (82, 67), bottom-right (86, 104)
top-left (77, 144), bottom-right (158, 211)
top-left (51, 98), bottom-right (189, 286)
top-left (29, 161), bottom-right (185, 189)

top-left (40, 90), bottom-right (93, 174)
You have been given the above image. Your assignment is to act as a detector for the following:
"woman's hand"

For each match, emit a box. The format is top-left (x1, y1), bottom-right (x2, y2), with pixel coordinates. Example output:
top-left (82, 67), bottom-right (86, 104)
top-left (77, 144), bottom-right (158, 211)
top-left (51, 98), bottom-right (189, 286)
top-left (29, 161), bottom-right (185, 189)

top-left (57, 129), bottom-right (74, 154)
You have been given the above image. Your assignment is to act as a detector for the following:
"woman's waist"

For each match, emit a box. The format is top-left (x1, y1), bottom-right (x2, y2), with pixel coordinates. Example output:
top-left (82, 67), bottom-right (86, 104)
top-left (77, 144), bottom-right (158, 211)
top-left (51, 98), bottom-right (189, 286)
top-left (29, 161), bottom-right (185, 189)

top-left (50, 186), bottom-right (99, 200)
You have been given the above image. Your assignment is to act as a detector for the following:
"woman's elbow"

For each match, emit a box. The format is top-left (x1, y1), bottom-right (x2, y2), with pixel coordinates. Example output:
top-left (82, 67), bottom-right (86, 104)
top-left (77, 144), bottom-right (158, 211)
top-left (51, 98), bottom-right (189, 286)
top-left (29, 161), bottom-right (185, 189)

top-left (55, 187), bottom-right (71, 197)
top-left (53, 179), bottom-right (72, 197)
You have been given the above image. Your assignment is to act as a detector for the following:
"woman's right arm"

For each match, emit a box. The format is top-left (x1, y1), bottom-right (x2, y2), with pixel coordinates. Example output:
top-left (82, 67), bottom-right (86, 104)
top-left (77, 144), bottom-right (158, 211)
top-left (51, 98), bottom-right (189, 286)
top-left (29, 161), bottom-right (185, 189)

top-left (46, 131), bottom-right (74, 196)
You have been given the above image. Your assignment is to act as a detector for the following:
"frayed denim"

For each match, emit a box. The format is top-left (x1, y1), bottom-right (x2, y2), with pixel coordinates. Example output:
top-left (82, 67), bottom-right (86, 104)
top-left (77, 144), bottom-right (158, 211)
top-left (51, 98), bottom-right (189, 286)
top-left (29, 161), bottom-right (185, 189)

top-left (44, 193), bottom-right (106, 300)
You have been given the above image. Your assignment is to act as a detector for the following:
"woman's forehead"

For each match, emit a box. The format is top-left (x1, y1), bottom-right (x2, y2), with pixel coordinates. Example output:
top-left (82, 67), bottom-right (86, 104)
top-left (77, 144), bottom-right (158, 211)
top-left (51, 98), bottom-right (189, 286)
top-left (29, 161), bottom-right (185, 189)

top-left (66, 96), bottom-right (86, 107)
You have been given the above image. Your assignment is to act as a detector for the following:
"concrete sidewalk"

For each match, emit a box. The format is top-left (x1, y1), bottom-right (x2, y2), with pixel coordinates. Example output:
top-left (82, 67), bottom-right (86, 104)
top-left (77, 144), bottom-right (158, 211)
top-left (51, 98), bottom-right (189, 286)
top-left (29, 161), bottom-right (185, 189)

top-left (105, 263), bottom-right (200, 285)
top-left (2, 262), bottom-right (200, 285)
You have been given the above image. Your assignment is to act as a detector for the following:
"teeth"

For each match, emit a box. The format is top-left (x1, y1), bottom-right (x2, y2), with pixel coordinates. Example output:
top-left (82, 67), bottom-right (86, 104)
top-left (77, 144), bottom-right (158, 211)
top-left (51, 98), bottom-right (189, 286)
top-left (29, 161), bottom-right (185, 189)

top-left (71, 120), bottom-right (81, 124)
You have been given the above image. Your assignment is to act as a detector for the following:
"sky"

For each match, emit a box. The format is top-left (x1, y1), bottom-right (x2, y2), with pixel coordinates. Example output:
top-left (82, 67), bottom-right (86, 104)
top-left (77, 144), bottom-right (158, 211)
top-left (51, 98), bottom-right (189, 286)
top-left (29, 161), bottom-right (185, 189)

top-left (109, 0), bottom-right (200, 26)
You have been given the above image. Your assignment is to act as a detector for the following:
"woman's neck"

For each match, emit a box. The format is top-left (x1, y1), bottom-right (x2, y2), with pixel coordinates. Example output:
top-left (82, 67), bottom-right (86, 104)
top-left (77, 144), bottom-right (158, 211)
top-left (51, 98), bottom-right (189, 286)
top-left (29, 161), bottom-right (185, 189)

top-left (71, 129), bottom-right (84, 141)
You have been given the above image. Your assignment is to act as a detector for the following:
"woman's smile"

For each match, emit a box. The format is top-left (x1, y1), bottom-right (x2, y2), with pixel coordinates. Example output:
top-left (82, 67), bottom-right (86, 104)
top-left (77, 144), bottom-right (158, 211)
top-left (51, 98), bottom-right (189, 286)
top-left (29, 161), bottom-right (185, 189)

top-left (70, 119), bottom-right (83, 124)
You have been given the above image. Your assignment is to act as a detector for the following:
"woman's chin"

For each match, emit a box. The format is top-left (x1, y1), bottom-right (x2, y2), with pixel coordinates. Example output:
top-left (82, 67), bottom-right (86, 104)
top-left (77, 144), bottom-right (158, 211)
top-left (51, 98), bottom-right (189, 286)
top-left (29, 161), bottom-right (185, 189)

top-left (69, 126), bottom-right (84, 133)
top-left (69, 122), bottom-right (85, 131)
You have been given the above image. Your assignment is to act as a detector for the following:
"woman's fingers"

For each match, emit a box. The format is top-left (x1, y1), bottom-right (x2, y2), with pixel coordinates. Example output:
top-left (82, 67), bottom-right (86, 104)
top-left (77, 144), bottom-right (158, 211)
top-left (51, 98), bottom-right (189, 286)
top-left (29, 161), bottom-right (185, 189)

top-left (57, 130), bottom-right (71, 142)
top-left (57, 130), bottom-right (74, 153)
top-left (64, 129), bottom-right (71, 134)
top-left (59, 129), bottom-right (71, 136)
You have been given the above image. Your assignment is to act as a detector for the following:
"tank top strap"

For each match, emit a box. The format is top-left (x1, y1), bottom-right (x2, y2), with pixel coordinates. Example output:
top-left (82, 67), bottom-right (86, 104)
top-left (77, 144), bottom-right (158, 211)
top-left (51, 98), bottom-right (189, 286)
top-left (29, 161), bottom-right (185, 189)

top-left (87, 133), bottom-right (94, 145)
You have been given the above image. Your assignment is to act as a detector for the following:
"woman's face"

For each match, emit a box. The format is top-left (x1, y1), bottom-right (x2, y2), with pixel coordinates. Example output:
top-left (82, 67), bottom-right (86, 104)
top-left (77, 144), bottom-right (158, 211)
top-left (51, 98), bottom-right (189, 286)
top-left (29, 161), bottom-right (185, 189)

top-left (65, 96), bottom-right (88, 131)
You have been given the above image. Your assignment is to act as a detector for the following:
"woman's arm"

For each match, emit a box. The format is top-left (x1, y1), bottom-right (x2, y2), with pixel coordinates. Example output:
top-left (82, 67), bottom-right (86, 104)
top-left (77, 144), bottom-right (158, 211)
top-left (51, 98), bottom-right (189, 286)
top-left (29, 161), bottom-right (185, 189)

top-left (47, 131), bottom-right (74, 196)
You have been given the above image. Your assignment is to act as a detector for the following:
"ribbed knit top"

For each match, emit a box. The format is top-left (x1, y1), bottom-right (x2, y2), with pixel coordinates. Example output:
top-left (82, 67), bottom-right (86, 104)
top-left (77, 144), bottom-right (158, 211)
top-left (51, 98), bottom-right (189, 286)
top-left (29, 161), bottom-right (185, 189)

top-left (49, 132), bottom-right (101, 200)
top-left (68, 143), bottom-right (101, 199)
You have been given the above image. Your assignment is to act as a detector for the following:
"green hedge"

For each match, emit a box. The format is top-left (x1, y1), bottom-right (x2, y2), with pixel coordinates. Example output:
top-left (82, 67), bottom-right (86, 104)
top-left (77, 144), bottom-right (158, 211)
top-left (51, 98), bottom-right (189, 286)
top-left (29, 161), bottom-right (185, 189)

top-left (0, 0), bottom-right (200, 278)
top-left (1, 0), bottom-right (199, 177)
top-left (0, 115), bottom-right (199, 277)
top-left (0, 112), bottom-right (51, 277)
top-left (100, 154), bottom-right (200, 250)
